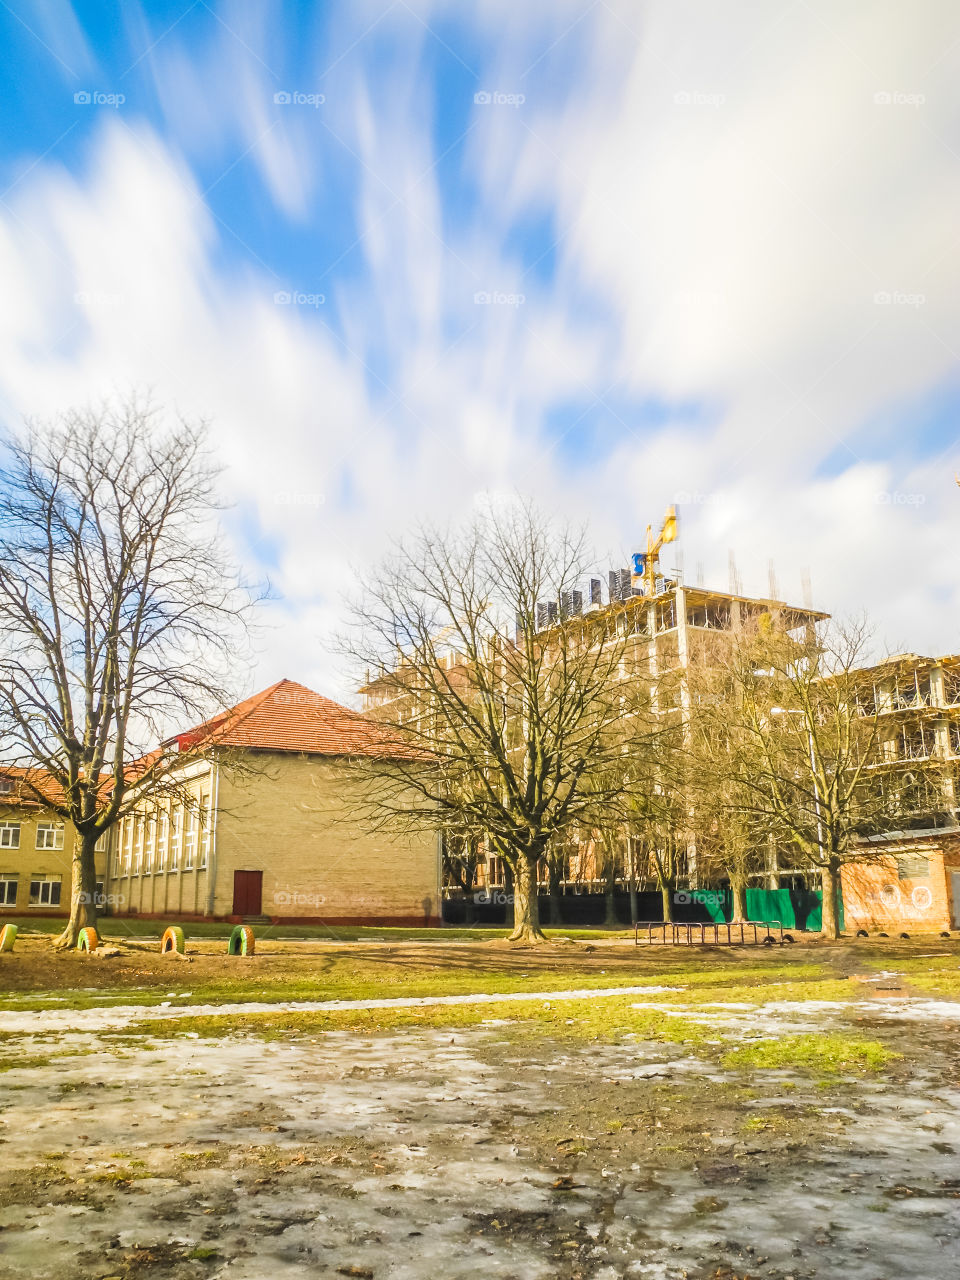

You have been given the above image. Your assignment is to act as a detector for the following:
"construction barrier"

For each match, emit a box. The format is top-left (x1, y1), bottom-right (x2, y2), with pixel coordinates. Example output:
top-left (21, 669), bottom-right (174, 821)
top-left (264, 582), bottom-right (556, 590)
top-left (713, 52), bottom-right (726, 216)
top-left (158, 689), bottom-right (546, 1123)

top-left (228, 925), bottom-right (255, 956)
top-left (0, 923), bottom-right (17, 952)
top-left (160, 926), bottom-right (186, 954)
top-left (77, 927), bottom-right (99, 953)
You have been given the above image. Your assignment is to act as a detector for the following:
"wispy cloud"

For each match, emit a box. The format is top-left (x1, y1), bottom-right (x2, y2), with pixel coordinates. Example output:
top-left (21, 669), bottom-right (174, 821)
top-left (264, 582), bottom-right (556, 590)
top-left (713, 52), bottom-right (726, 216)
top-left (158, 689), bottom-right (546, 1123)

top-left (0, 0), bottom-right (958, 698)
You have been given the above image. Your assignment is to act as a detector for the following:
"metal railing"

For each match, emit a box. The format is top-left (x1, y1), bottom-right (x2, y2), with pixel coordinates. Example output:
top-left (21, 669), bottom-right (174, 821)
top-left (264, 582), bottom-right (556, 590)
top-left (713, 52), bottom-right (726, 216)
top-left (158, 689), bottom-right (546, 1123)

top-left (635, 919), bottom-right (785, 946)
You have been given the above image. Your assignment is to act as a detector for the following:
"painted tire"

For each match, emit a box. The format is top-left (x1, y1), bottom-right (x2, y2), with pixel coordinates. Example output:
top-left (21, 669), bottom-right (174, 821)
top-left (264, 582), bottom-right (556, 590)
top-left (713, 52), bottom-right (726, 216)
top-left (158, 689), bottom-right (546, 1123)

top-left (228, 925), bottom-right (255, 956)
top-left (77, 927), bottom-right (99, 952)
top-left (161, 926), bottom-right (186, 954)
top-left (0, 923), bottom-right (17, 952)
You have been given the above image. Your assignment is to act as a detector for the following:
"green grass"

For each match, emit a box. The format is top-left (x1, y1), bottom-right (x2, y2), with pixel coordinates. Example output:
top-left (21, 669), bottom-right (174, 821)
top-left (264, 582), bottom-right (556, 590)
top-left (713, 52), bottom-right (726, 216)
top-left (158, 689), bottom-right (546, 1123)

top-left (0, 955), bottom-right (836, 1013)
top-left (2, 915), bottom-right (632, 942)
top-left (111, 991), bottom-right (714, 1045)
top-left (723, 1033), bottom-right (899, 1074)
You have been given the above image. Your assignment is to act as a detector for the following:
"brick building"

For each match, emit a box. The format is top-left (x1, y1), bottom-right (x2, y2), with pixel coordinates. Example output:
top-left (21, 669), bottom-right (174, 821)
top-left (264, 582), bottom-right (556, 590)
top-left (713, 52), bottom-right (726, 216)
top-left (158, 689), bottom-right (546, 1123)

top-left (838, 653), bottom-right (960, 933)
top-left (0, 770), bottom-right (108, 918)
top-left (104, 679), bottom-right (440, 925)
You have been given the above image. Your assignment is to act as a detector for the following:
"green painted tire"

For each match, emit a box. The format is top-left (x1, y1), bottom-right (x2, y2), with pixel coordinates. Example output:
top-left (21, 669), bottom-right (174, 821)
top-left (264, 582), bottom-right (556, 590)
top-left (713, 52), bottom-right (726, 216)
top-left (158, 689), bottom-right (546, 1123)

top-left (160, 926), bottom-right (186, 954)
top-left (0, 923), bottom-right (17, 952)
top-left (77, 927), bottom-right (99, 952)
top-left (228, 924), bottom-right (255, 956)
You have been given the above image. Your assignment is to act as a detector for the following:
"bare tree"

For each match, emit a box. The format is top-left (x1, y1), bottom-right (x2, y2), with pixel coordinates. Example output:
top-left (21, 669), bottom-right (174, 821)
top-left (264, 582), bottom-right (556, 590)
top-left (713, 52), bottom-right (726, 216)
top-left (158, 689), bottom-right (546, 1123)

top-left (708, 615), bottom-right (904, 939)
top-left (685, 645), bottom-right (771, 922)
top-left (345, 502), bottom-right (651, 943)
top-left (0, 398), bottom-right (253, 947)
top-left (440, 828), bottom-right (484, 924)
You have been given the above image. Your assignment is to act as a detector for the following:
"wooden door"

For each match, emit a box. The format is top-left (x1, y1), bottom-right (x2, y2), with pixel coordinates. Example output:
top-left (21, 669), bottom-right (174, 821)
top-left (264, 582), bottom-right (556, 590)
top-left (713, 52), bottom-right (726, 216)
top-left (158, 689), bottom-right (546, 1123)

top-left (232, 870), bottom-right (263, 916)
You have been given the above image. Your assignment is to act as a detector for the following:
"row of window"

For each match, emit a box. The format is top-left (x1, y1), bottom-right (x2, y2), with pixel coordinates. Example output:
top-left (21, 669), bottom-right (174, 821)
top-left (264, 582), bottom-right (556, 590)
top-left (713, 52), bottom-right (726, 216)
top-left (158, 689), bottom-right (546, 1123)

top-left (0, 874), bottom-right (63, 907)
top-left (112, 796), bottom-right (211, 877)
top-left (0, 822), bottom-right (65, 850)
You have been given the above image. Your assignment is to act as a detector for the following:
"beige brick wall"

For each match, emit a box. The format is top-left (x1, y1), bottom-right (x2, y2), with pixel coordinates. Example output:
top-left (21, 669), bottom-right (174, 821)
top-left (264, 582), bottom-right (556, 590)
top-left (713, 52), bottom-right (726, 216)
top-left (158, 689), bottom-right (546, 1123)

top-left (213, 752), bottom-right (439, 923)
top-left (0, 805), bottom-right (106, 916)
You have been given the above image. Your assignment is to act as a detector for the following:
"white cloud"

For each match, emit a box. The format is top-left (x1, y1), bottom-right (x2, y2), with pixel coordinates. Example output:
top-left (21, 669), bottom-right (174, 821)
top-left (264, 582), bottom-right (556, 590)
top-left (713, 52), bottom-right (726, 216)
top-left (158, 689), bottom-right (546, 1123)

top-left (1, 0), bottom-right (959, 709)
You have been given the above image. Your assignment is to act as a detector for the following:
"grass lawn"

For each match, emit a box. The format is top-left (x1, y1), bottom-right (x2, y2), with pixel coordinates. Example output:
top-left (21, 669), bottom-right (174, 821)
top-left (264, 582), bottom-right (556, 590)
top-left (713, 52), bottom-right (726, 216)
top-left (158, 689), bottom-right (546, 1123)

top-left (2, 914), bottom-right (633, 943)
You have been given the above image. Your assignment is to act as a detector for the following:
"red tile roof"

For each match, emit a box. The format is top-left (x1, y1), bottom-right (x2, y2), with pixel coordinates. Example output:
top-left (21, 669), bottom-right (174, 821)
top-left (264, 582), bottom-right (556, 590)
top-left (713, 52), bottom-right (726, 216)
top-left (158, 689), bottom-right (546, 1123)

top-left (0, 766), bottom-right (67, 808)
top-left (175, 678), bottom-right (402, 758)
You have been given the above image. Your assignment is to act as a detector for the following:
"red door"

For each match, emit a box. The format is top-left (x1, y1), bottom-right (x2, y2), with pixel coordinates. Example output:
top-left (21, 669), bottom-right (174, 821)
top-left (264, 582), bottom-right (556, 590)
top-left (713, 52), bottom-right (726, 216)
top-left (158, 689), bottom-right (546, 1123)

top-left (232, 870), bottom-right (263, 916)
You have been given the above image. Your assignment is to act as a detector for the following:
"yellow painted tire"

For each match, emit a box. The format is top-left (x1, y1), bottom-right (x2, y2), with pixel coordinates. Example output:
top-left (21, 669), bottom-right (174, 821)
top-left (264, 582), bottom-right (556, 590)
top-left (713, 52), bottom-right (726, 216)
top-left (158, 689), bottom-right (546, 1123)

top-left (160, 926), bottom-right (186, 954)
top-left (228, 925), bottom-right (255, 956)
top-left (77, 927), bottom-right (99, 953)
top-left (0, 924), bottom-right (17, 952)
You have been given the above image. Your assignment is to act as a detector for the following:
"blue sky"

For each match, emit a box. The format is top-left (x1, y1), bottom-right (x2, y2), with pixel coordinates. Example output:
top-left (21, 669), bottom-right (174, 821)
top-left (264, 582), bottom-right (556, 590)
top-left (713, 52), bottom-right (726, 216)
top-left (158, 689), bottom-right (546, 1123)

top-left (1, 0), bottom-right (959, 695)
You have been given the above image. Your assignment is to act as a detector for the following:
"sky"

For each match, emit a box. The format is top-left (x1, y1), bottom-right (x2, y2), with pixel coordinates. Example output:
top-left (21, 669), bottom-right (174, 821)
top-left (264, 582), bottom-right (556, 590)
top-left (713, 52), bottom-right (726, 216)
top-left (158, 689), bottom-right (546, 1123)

top-left (0, 0), bottom-right (959, 701)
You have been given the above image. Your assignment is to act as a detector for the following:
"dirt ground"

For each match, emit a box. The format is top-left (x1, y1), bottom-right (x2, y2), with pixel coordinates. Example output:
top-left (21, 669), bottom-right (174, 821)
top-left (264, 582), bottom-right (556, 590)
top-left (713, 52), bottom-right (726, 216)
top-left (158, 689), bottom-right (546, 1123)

top-left (1, 938), bottom-right (960, 1279)
top-left (0, 931), bottom-right (848, 996)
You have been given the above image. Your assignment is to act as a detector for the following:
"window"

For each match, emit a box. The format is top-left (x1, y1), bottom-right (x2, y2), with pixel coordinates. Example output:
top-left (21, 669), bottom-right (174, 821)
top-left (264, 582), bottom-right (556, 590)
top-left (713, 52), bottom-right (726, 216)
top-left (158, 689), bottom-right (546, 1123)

top-left (943, 667), bottom-right (960, 706)
top-left (35, 822), bottom-right (64, 850)
top-left (199, 793), bottom-right (210, 869)
top-left (0, 877), bottom-right (17, 905)
top-left (133, 815), bottom-right (144, 875)
top-left (29, 875), bottom-right (61, 907)
top-left (0, 777), bottom-right (12, 794)
top-left (0, 823), bottom-right (20, 849)
top-left (122, 817), bottom-right (134, 874)
top-left (184, 804), bottom-right (197, 869)
top-left (897, 853), bottom-right (930, 880)
top-left (157, 811), bottom-right (168, 872)
top-left (144, 816), bottom-right (155, 873)
top-left (170, 806), bottom-right (182, 870)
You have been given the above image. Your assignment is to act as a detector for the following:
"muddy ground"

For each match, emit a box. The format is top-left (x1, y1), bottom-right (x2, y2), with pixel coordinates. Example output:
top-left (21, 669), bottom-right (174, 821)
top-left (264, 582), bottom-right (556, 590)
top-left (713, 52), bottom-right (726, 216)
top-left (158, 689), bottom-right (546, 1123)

top-left (1, 940), bottom-right (960, 1278)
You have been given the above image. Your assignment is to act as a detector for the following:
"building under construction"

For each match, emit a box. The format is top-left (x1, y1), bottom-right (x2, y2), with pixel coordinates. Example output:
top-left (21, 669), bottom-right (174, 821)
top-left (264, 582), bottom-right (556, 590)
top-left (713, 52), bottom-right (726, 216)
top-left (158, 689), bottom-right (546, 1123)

top-left (364, 508), bottom-right (960, 933)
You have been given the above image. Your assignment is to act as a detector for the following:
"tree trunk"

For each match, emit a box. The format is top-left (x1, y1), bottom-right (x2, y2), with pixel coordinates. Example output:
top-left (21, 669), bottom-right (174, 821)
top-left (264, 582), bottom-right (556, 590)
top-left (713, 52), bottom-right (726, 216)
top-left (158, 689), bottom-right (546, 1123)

top-left (820, 862), bottom-right (841, 940)
top-left (660, 883), bottom-right (673, 924)
top-left (54, 827), bottom-right (99, 950)
top-left (503, 862), bottom-right (515, 931)
top-left (547, 857), bottom-right (562, 927)
top-left (628, 849), bottom-right (638, 929)
top-left (603, 867), bottom-right (618, 928)
top-left (730, 878), bottom-right (748, 924)
top-left (463, 892), bottom-right (476, 926)
top-left (509, 851), bottom-right (547, 943)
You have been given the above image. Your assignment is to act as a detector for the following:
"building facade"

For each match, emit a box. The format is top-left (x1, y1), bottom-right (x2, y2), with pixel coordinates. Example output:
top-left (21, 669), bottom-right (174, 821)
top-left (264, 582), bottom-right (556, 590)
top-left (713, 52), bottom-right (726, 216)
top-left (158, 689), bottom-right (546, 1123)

top-left (104, 679), bottom-right (440, 925)
top-left (840, 653), bottom-right (960, 933)
top-left (0, 770), bottom-right (108, 918)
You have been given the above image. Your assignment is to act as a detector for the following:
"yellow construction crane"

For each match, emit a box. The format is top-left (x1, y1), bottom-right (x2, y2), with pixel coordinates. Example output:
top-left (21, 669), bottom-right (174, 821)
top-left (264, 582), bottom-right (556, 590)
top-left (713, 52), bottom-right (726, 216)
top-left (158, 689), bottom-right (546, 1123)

top-left (631, 506), bottom-right (678, 597)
